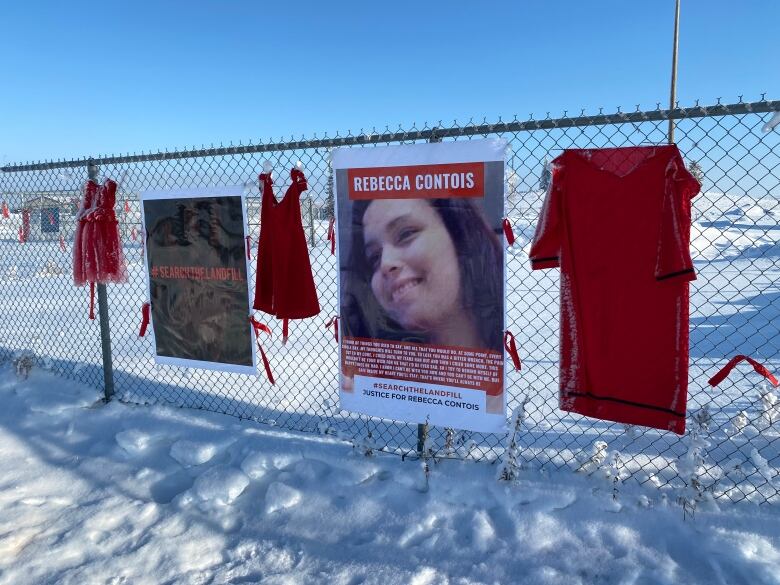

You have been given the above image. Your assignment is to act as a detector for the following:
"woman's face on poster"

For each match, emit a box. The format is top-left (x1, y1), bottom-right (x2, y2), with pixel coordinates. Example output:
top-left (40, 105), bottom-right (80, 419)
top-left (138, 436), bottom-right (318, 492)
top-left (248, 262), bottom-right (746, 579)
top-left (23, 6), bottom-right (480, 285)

top-left (363, 198), bottom-right (461, 334)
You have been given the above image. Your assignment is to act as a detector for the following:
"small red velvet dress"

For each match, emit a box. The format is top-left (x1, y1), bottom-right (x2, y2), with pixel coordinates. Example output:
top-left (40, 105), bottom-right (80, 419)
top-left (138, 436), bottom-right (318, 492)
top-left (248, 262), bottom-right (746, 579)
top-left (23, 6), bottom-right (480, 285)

top-left (91, 179), bottom-right (128, 283)
top-left (73, 180), bottom-right (99, 286)
top-left (253, 168), bottom-right (320, 338)
top-left (75, 179), bottom-right (127, 286)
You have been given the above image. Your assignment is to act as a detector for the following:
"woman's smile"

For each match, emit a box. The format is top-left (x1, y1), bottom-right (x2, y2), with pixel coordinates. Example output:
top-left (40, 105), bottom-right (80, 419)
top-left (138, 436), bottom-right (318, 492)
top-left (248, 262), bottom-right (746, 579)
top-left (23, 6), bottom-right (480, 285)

top-left (390, 276), bottom-right (423, 304)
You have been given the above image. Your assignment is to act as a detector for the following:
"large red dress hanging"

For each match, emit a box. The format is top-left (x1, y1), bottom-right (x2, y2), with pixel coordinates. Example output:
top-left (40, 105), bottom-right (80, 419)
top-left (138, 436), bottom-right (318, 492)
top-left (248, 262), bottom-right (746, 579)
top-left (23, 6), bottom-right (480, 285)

top-left (253, 168), bottom-right (320, 328)
top-left (73, 178), bottom-right (128, 317)
top-left (530, 145), bottom-right (700, 434)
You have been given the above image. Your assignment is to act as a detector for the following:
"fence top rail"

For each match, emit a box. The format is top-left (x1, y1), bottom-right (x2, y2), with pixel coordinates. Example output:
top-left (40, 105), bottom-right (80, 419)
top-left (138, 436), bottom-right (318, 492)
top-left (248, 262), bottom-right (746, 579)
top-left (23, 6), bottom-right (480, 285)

top-left (3, 99), bottom-right (778, 173)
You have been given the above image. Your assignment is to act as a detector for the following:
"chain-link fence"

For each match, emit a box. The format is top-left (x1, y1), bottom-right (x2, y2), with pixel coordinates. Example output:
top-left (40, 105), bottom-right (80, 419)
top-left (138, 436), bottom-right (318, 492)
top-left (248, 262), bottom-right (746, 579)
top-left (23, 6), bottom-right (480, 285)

top-left (1, 98), bottom-right (779, 503)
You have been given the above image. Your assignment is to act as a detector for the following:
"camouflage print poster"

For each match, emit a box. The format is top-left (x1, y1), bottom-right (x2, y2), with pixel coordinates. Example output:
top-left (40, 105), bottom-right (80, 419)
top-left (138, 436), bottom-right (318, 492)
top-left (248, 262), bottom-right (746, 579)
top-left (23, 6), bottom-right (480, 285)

top-left (141, 187), bottom-right (256, 374)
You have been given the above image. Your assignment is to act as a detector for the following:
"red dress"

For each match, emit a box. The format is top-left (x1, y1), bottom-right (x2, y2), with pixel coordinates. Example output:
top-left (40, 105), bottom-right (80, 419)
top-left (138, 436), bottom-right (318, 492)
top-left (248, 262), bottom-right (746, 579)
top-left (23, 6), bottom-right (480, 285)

top-left (253, 169), bottom-right (320, 329)
top-left (91, 179), bottom-right (127, 283)
top-left (73, 180), bottom-right (98, 286)
top-left (530, 145), bottom-right (700, 434)
top-left (75, 179), bottom-right (127, 286)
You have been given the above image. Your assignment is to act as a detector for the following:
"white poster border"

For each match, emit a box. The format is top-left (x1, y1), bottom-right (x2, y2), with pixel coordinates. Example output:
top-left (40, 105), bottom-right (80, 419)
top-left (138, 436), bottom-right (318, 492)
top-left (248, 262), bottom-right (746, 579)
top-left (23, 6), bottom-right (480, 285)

top-left (332, 138), bottom-right (509, 433)
top-left (139, 186), bottom-right (257, 376)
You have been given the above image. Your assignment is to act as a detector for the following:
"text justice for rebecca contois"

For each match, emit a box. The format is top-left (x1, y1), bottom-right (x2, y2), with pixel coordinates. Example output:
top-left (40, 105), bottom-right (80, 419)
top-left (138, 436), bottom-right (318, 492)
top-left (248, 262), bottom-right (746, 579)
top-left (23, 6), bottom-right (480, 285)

top-left (361, 383), bottom-right (481, 411)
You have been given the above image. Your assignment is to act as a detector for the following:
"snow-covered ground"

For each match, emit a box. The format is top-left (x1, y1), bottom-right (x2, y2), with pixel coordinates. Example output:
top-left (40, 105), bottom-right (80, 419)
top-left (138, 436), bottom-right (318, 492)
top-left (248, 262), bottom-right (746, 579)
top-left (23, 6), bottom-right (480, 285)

top-left (1, 365), bottom-right (780, 585)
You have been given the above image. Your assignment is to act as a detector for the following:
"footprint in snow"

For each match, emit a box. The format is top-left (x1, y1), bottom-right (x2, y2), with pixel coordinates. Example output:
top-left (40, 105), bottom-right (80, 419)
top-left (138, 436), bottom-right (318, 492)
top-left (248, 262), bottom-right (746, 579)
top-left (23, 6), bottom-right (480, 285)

top-left (186, 465), bottom-right (250, 507)
top-left (265, 482), bottom-right (301, 514)
top-left (116, 429), bottom-right (166, 456)
top-left (398, 514), bottom-right (443, 549)
top-left (293, 458), bottom-right (331, 481)
top-left (170, 439), bottom-right (220, 467)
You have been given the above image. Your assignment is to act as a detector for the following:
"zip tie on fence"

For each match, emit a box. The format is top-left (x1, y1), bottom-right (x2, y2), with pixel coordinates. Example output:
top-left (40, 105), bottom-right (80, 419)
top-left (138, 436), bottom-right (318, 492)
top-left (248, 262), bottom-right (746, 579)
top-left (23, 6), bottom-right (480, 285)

top-left (502, 218), bottom-right (515, 246)
top-left (245, 235), bottom-right (251, 260)
top-left (139, 302), bottom-right (151, 337)
top-left (327, 217), bottom-right (336, 255)
top-left (708, 355), bottom-right (778, 387)
top-left (503, 330), bottom-right (521, 371)
top-left (325, 316), bottom-right (339, 342)
top-left (59, 234), bottom-right (66, 253)
top-left (249, 316), bottom-right (275, 384)
top-left (89, 282), bottom-right (96, 320)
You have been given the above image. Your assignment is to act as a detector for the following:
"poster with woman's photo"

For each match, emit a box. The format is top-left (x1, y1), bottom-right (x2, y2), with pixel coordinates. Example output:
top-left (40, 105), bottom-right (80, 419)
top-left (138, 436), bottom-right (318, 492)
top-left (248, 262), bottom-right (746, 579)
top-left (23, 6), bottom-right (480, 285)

top-left (333, 139), bottom-right (508, 433)
top-left (141, 187), bottom-right (256, 374)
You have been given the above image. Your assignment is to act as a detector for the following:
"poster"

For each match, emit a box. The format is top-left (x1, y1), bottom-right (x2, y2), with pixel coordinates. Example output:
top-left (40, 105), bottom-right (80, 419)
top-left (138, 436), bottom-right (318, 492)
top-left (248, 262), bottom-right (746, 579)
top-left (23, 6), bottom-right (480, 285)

top-left (141, 187), bottom-right (256, 374)
top-left (333, 139), bottom-right (508, 433)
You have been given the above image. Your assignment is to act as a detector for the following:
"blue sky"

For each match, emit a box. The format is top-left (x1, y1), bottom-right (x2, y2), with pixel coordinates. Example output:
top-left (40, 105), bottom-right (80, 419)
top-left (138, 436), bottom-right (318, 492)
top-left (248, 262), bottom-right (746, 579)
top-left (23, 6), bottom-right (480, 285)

top-left (1, 0), bottom-right (777, 164)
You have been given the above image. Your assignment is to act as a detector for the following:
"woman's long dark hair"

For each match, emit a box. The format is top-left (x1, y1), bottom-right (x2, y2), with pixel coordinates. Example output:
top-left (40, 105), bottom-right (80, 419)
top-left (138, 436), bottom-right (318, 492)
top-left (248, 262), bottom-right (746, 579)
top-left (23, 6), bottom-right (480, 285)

top-left (341, 198), bottom-right (503, 351)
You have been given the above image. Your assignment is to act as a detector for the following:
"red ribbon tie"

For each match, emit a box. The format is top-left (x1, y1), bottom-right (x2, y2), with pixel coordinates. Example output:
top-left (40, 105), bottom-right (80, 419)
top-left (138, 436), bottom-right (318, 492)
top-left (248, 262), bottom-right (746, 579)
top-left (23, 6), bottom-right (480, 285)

top-left (502, 218), bottom-right (515, 246)
top-left (325, 316), bottom-right (340, 343)
top-left (709, 355), bottom-right (778, 387)
top-left (504, 330), bottom-right (521, 371)
top-left (249, 316), bottom-right (275, 384)
top-left (327, 217), bottom-right (336, 255)
top-left (139, 302), bottom-right (151, 337)
top-left (89, 282), bottom-right (96, 320)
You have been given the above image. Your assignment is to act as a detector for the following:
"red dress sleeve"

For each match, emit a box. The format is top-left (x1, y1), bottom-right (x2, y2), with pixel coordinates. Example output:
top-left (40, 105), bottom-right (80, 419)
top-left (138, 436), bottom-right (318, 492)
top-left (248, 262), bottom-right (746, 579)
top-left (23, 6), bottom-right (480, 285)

top-left (530, 159), bottom-right (563, 270)
top-left (655, 153), bottom-right (700, 282)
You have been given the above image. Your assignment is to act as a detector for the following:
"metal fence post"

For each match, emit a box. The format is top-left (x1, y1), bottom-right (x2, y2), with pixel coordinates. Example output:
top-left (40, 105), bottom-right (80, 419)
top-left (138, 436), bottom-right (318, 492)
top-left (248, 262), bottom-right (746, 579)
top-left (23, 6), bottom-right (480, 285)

top-left (88, 161), bottom-right (115, 402)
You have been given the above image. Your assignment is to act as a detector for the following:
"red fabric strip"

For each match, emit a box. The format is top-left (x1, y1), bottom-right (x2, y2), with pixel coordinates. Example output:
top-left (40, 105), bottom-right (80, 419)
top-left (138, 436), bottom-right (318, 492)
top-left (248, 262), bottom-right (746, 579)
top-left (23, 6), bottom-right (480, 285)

top-left (124, 200), bottom-right (131, 213)
top-left (131, 227), bottom-right (137, 242)
top-left (245, 236), bottom-right (251, 260)
top-left (258, 345), bottom-right (275, 385)
top-left (709, 355), bottom-right (778, 387)
top-left (139, 302), bottom-right (151, 337)
top-left (59, 235), bottom-right (66, 253)
top-left (325, 316), bottom-right (339, 342)
top-left (282, 318), bottom-right (289, 345)
top-left (502, 218), bottom-right (515, 246)
top-left (1, 201), bottom-right (8, 219)
top-left (327, 217), bottom-right (336, 255)
top-left (89, 282), bottom-right (95, 320)
top-left (503, 330), bottom-right (521, 371)
top-left (249, 316), bottom-right (275, 384)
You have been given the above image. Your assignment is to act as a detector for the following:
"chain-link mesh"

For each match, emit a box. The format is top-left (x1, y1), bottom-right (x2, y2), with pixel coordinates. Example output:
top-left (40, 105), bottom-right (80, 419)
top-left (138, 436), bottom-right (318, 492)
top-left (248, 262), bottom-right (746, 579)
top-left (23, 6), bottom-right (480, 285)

top-left (1, 99), bottom-right (779, 503)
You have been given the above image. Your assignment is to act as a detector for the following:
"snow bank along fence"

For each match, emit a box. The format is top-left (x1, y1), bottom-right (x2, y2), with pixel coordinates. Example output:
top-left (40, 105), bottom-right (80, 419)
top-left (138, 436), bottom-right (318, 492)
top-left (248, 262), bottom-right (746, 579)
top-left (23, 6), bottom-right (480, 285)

top-left (2, 98), bottom-right (779, 504)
